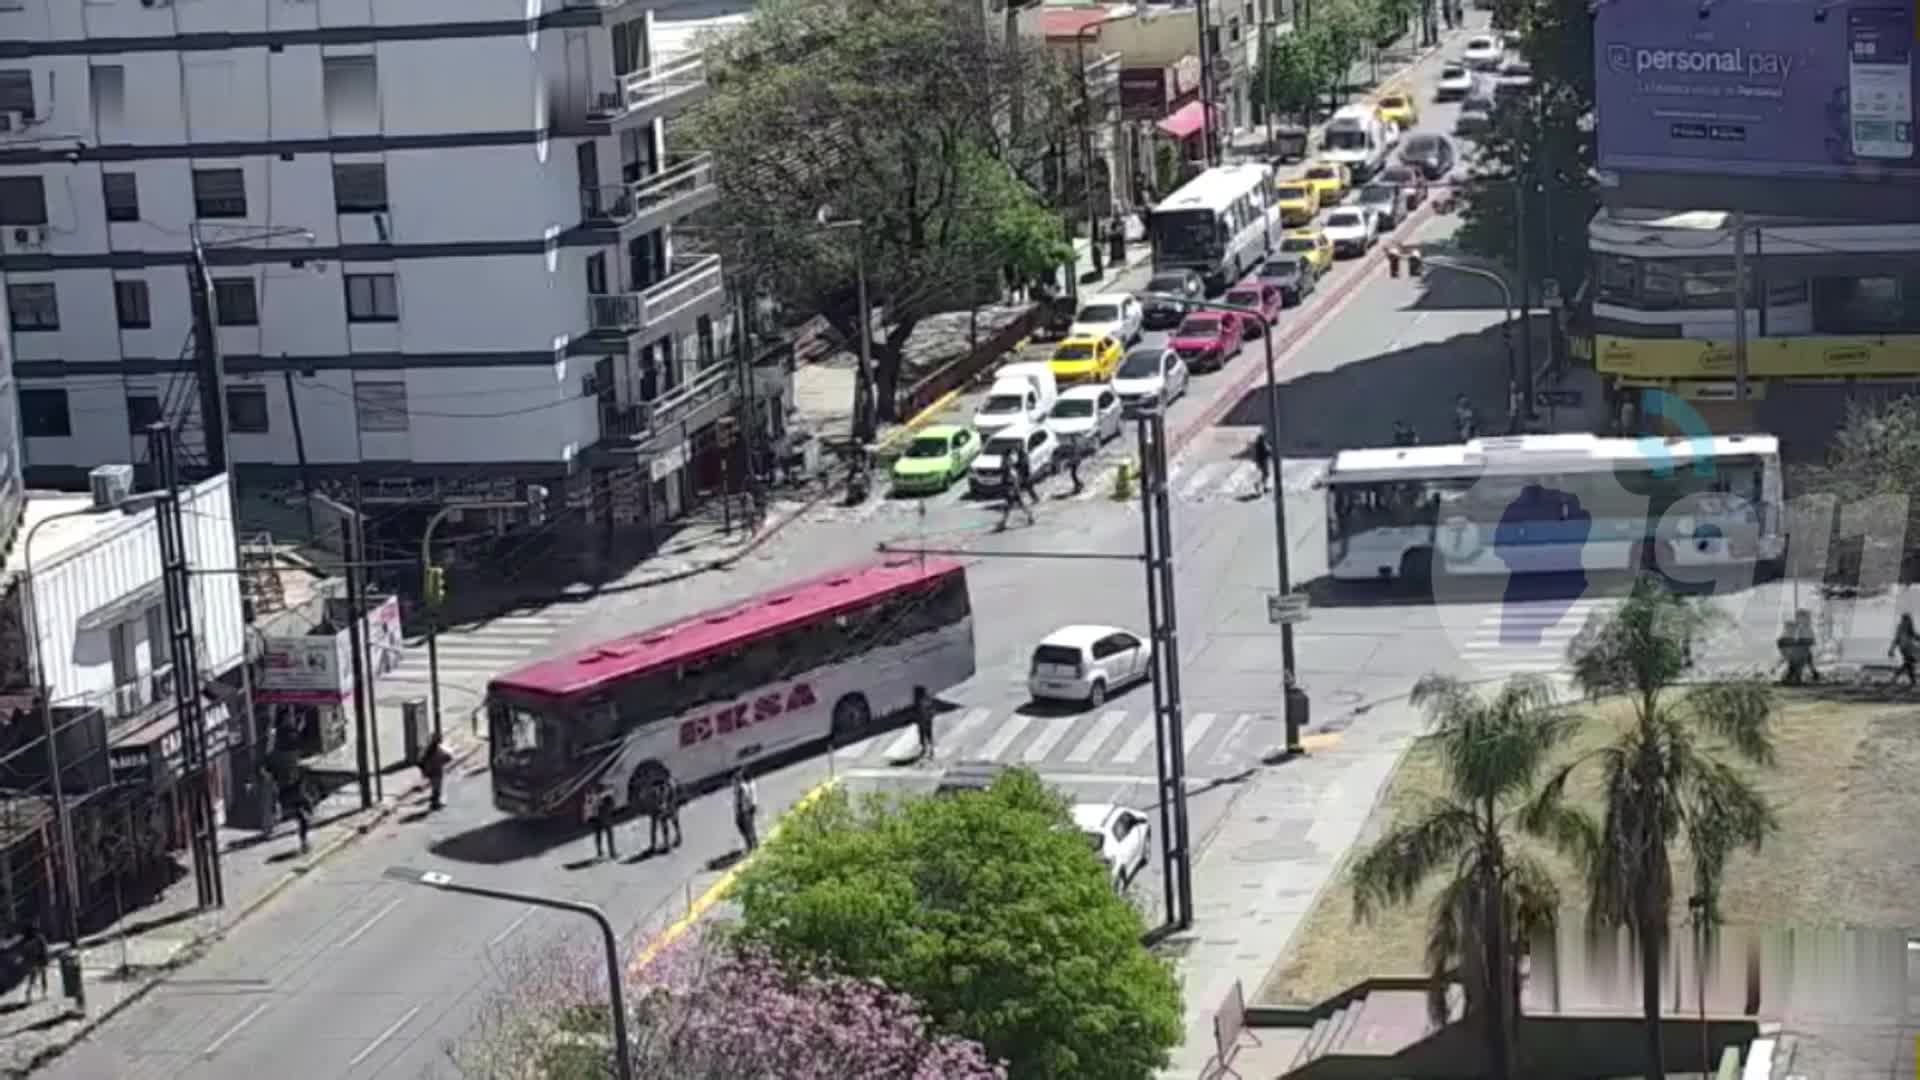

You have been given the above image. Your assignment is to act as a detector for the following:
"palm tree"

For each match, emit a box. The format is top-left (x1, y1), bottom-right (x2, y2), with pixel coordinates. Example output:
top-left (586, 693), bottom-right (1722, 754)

top-left (1540, 578), bottom-right (1778, 1080)
top-left (1349, 674), bottom-right (1578, 1080)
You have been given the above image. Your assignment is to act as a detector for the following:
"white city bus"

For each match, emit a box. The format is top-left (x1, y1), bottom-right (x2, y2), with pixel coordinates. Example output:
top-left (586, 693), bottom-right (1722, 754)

top-left (1149, 163), bottom-right (1280, 292)
top-left (1321, 434), bottom-right (1785, 584)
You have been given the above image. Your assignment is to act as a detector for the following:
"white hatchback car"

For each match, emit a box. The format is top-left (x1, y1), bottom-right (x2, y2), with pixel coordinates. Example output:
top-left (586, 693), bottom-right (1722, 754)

top-left (1073, 803), bottom-right (1152, 891)
top-left (970, 422), bottom-right (1059, 496)
top-left (1067, 292), bottom-right (1144, 346)
top-left (1046, 384), bottom-right (1123, 452)
top-left (1028, 624), bottom-right (1152, 707)
top-left (1111, 347), bottom-right (1190, 415)
top-left (1463, 35), bottom-right (1502, 69)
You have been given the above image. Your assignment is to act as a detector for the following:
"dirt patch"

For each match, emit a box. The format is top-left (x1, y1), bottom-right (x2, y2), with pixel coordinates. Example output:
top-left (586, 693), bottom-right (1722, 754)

top-left (1257, 694), bottom-right (1920, 1006)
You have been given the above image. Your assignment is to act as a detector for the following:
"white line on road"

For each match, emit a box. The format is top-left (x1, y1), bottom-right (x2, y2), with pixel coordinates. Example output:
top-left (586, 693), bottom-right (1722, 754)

top-left (942, 707), bottom-right (993, 747)
top-left (1021, 717), bottom-right (1075, 763)
top-left (202, 1002), bottom-right (269, 1058)
top-left (1208, 713), bottom-right (1255, 767)
top-left (883, 727), bottom-right (923, 761)
top-left (1066, 710), bottom-right (1129, 764)
top-left (348, 1005), bottom-right (422, 1069)
top-left (841, 767), bottom-right (1174, 786)
top-left (1179, 462), bottom-right (1232, 500)
top-left (976, 714), bottom-right (1033, 760)
top-left (488, 905), bottom-right (538, 947)
top-left (1111, 720), bottom-right (1158, 767)
top-left (1181, 712), bottom-right (1218, 758)
top-left (339, 896), bottom-right (405, 949)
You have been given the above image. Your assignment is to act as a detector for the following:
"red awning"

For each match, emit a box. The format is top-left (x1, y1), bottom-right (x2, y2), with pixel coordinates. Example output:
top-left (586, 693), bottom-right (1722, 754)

top-left (1157, 100), bottom-right (1215, 140)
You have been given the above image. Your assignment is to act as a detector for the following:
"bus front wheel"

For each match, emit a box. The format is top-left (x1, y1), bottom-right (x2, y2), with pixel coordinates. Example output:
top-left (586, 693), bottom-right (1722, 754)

top-left (831, 693), bottom-right (872, 739)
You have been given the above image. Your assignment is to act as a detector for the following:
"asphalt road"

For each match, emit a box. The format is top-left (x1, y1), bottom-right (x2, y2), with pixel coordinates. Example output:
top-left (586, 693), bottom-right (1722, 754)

top-left (48, 33), bottom-right (1811, 1078)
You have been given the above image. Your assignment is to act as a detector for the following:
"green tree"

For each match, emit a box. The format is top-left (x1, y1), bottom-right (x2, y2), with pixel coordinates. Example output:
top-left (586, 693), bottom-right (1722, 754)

top-left (1804, 396), bottom-right (1920, 584)
top-left (1253, 27), bottom-right (1334, 126)
top-left (1349, 675), bottom-right (1577, 1080)
top-left (683, 0), bottom-right (1075, 437)
top-left (1541, 580), bottom-right (1778, 1080)
top-left (731, 768), bottom-right (1183, 1080)
top-left (1456, 0), bottom-right (1597, 298)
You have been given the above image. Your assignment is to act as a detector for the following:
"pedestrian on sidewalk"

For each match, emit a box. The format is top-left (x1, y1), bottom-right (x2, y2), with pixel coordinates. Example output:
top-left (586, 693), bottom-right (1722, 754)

top-left (913, 686), bottom-right (936, 763)
top-left (586, 784), bottom-right (618, 860)
top-left (1889, 614), bottom-right (1920, 685)
top-left (1064, 439), bottom-right (1085, 496)
top-left (999, 452), bottom-right (1034, 528)
top-left (281, 772), bottom-right (313, 854)
top-left (1251, 430), bottom-right (1272, 496)
top-left (647, 773), bottom-right (683, 854)
top-left (1019, 444), bottom-right (1039, 504)
top-left (15, 921), bottom-right (48, 1004)
top-left (418, 732), bottom-right (451, 811)
top-left (732, 770), bottom-right (759, 853)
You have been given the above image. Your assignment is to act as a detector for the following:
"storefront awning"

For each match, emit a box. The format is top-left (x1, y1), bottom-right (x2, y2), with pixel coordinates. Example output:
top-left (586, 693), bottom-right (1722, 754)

top-left (1157, 101), bottom-right (1215, 141)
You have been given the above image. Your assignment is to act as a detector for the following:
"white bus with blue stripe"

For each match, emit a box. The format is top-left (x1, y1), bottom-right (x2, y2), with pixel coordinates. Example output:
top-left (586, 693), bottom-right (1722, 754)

top-left (1321, 434), bottom-right (1785, 584)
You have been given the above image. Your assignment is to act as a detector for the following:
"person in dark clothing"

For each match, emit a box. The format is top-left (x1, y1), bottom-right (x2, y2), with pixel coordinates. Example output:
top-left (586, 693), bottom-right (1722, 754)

top-left (647, 775), bottom-right (683, 854)
top-left (732, 770), bottom-right (759, 852)
top-left (1018, 445), bottom-right (1039, 503)
top-left (586, 786), bottom-right (618, 860)
top-left (1251, 431), bottom-right (1272, 496)
top-left (15, 922), bottom-right (47, 1003)
top-left (913, 686), bottom-right (936, 763)
top-left (999, 451), bottom-right (1033, 528)
top-left (1890, 614), bottom-right (1920, 685)
top-left (282, 774), bottom-right (312, 854)
top-left (1065, 439), bottom-right (1085, 496)
top-left (418, 733), bottom-right (451, 811)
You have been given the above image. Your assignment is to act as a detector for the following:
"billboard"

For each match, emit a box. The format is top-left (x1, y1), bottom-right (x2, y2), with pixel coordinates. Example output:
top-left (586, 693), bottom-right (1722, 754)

top-left (1596, 0), bottom-right (1920, 218)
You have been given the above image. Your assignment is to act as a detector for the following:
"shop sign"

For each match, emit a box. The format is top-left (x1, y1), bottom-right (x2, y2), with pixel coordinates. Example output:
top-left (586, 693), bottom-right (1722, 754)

top-left (1120, 67), bottom-right (1170, 117)
top-left (1594, 333), bottom-right (1920, 378)
top-left (258, 636), bottom-right (341, 693)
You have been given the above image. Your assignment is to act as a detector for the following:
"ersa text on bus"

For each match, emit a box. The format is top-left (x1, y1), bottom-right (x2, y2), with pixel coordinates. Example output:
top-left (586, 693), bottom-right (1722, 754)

top-left (679, 681), bottom-right (819, 749)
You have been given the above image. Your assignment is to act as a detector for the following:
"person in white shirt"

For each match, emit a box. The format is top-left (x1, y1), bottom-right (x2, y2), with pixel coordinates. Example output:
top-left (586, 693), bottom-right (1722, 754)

top-left (732, 770), bottom-right (759, 852)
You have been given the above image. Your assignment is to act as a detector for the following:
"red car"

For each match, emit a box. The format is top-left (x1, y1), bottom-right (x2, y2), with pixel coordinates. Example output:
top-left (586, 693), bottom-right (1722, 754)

top-left (1222, 283), bottom-right (1285, 337)
top-left (1168, 311), bottom-right (1242, 373)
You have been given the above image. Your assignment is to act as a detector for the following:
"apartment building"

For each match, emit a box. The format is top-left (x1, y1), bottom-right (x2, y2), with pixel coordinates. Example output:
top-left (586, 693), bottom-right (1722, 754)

top-left (0, 0), bottom-right (738, 538)
top-left (0, 308), bottom-right (19, 558)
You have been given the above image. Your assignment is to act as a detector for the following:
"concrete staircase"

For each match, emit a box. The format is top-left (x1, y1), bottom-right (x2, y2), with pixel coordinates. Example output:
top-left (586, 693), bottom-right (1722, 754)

top-left (1286, 985), bottom-right (1464, 1076)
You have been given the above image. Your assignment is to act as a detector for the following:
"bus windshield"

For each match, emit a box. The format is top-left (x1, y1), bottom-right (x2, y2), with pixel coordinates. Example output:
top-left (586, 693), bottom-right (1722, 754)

top-left (1152, 209), bottom-right (1222, 261)
top-left (1325, 126), bottom-right (1369, 151)
top-left (490, 702), bottom-right (567, 779)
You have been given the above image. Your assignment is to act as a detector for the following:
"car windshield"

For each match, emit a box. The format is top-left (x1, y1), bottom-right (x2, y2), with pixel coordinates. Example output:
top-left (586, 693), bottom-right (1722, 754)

top-left (1051, 398), bottom-right (1095, 419)
top-left (1380, 96), bottom-right (1406, 109)
top-left (1381, 167), bottom-right (1416, 183)
top-left (982, 394), bottom-right (1024, 414)
top-left (1177, 315), bottom-right (1221, 336)
top-left (1470, 37), bottom-right (1494, 50)
top-left (1146, 274), bottom-right (1190, 293)
top-left (1324, 127), bottom-right (1368, 151)
top-left (1441, 65), bottom-right (1466, 78)
top-left (1276, 184), bottom-right (1310, 201)
top-left (1263, 259), bottom-right (1301, 277)
top-left (1281, 236), bottom-right (1315, 252)
top-left (1054, 343), bottom-right (1094, 361)
top-left (1326, 211), bottom-right (1362, 228)
top-left (904, 435), bottom-right (950, 458)
top-left (985, 435), bottom-right (1024, 457)
top-left (1405, 135), bottom-right (1439, 154)
top-left (1307, 167), bottom-right (1336, 180)
top-left (1118, 350), bottom-right (1164, 378)
top-left (1360, 185), bottom-right (1396, 204)
top-left (1077, 304), bottom-right (1120, 323)
top-left (1225, 289), bottom-right (1259, 306)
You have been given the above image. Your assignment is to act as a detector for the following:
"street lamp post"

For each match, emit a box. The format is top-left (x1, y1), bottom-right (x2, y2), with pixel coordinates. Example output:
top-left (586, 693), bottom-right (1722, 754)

top-left (1147, 293), bottom-right (1304, 754)
top-left (384, 868), bottom-right (634, 1080)
top-left (1075, 25), bottom-right (1112, 278)
top-left (816, 209), bottom-right (874, 444)
top-left (22, 507), bottom-right (96, 949)
top-left (421, 496), bottom-right (540, 741)
top-left (1423, 256), bottom-right (1519, 422)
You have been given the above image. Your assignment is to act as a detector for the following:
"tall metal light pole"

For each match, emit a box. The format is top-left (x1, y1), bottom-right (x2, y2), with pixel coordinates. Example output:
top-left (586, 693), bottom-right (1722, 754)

top-left (421, 496), bottom-right (539, 741)
top-left (385, 868), bottom-right (633, 1080)
top-left (1148, 294), bottom-right (1306, 753)
top-left (816, 209), bottom-right (873, 443)
top-left (1424, 256), bottom-right (1518, 419)
top-left (1076, 24), bottom-right (1114, 278)
top-left (22, 507), bottom-right (95, 947)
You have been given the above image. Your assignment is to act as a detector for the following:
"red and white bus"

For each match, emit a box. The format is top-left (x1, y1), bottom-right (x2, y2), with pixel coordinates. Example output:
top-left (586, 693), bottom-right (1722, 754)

top-left (486, 556), bottom-right (976, 818)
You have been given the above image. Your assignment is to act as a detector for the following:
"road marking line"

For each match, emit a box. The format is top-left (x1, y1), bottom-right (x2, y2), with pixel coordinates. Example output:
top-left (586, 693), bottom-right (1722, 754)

top-left (1021, 718), bottom-right (1076, 763)
top-left (840, 766), bottom-right (1179, 786)
top-left (941, 706), bottom-right (993, 746)
top-left (629, 777), bottom-right (840, 974)
top-left (423, 638), bottom-right (556, 652)
top-left (1066, 710), bottom-right (1129, 764)
top-left (976, 714), bottom-right (1033, 760)
top-left (883, 727), bottom-right (923, 761)
top-left (1181, 712), bottom-right (1219, 758)
top-left (1208, 713), bottom-right (1256, 767)
top-left (348, 1004), bottom-right (421, 1068)
top-left (202, 1002), bottom-right (269, 1058)
top-left (834, 734), bottom-right (880, 761)
top-left (339, 896), bottom-right (404, 949)
top-left (488, 905), bottom-right (538, 947)
top-left (1112, 719), bottom-right (1157, 766)
top-left (1179, 462), bottom-right (1232, 500)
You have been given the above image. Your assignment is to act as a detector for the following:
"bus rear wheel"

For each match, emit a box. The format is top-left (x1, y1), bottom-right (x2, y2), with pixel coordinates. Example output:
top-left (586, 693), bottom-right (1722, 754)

top-left (831, 693), bottom-right (872, 739)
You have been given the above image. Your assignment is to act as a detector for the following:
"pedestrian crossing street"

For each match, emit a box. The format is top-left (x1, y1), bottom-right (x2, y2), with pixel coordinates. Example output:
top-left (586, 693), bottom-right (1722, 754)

top-left (829, 457), bottom-right (1268, 522)
top-left (831, 704), bottom-right (1299, 778)
top-left (381, 611), bottom-right (566, 690)
top-left (1450, 595), bottom-right (1617, 682)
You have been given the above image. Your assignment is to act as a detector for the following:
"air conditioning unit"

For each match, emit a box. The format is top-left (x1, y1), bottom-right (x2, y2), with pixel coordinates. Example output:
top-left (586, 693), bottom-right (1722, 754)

top-left (89, 463), bottom-right (135, 510)
top-left (8, 225), bottom-right (48, 251)
top-left (113, 681), bottom-right (147, 719)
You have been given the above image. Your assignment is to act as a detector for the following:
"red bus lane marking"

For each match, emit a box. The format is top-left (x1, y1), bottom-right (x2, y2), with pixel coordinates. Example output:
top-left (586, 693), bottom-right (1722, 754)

top-left (1170, 199), bottom-right (1439, 457)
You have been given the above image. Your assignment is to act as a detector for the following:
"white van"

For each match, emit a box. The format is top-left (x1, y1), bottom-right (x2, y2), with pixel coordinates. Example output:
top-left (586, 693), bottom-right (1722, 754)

top-left (993, 362), bottom-right (1059, 415)
top-left (1320, 104), bottom-right (1394, 182)
top-left (974, 377), bottom-right (1047, 434)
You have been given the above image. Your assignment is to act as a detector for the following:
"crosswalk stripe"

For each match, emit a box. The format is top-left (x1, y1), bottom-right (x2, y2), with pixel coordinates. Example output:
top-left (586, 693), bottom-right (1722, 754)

top-left (1179, 462), bottom-right (1233, 500)
top-left (398, 658), bottom-right (516, 672)
top-left (1066, 710), bottom-right (1129, 764)
top-left (1112, 720), bottom-right (1158, 766)
top-left (942, 707), bottom-right (993, 748)
top-left (1180, 712), bottom-right (1218, 758)
top-left (1021, 718), bottom-right (1076, 763)
top-left (975, 715), bottom-right (1033, 760)
top-left (1208, 713), bottom-right (1255, 767)
top-left (421, 637), bottom-right (555, 651)
top-left (835, 734), bottom-right (881, 762)
top-left (883, 727), bottom-right (924, 761)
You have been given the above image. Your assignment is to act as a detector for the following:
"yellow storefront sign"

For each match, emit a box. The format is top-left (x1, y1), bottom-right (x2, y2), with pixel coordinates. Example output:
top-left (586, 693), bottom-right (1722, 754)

top-left (1594, 335), bottom-right (1920, 378)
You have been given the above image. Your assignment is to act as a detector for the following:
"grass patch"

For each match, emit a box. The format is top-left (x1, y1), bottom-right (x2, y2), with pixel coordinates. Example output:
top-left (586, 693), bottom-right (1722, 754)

top-left (1258, 693), bottom-right (1920, 1006)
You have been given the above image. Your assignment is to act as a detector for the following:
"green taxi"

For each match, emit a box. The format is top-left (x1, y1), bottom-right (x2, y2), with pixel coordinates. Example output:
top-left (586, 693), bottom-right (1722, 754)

top-left (889, 424), bottom-right (982, 494)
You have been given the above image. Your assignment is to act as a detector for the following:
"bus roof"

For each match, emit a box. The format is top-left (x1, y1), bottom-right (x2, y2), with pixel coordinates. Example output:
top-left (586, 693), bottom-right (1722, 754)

top-left (489, 555), bottom-right (966, 700)
top-left (1155, 163), bottom-right (1274, 214)
top-left (1325, 433), bottom-right (1779, 485)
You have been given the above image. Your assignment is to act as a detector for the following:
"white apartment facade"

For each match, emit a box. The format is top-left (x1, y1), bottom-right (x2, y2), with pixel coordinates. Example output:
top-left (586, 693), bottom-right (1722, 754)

top-left (0, 0), bottom-right (736, 533)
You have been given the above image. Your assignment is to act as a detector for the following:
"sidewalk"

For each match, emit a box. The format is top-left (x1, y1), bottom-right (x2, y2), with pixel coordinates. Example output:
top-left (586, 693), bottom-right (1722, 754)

top-left (0, 770), bottom-right (451, 1077)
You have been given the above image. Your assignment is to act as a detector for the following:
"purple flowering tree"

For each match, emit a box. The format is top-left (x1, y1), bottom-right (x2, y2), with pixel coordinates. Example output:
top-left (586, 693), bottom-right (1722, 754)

top-left (451, 928), bottom-right (1005, 1080)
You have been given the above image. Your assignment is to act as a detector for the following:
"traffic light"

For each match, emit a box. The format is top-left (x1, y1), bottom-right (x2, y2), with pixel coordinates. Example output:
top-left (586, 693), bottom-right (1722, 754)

top-left (424, 564), bottom-right (446, 607)
top-left (525, 484), bottom-right (549, 527)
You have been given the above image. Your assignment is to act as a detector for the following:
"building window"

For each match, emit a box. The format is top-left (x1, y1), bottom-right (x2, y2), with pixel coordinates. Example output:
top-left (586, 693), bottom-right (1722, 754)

top-left (332, 162), bottom-right (388, 213)
top-left (6, 282), bottom-right (57, 331)
top-left (126, 393), bottom-right (161, 434)
top-left (611, 18), bottom-right (650, 77)
top-left (102, 172), bottom-right (139, 222)
top-left (114, 279), bottom-right (151, 329)
top-left (0, 70), bottom-right (34, 116)
top-left (345, 273), bottom-right (399, 322)
top-left (213, 278), bottom-right (259, 326)
top-left (322, 55), bottom-right (379, 131)
top-left (0, 176), bottom-right (47, 226)
top-left (226, 385), bottom-right (269, 433)
top-left (586, 253), bottom-right (607, 295)
top-left (192, 168), bottom-right (248, 218)
top-left (696, 315), bottom-right (716, 366)
top-left (19, 388), bottom-right (70, 438)
top-left (90, 64), bottom-right (125, 130)
top-left (354, 381), bottom-right (409, 433)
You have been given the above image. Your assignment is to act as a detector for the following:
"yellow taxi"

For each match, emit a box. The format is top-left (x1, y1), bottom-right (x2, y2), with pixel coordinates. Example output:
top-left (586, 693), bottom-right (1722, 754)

top-left (1375, 92), bottom-right (1418, 130)
top-left (1302, 161), bottom-right (1351, 204)
top-left (1273, 180), bottom-right (1321, 227)
top-left (1279, 227), bottom-right (1334, 276)
top-left (1048, 334), bottom-right (1123, 383)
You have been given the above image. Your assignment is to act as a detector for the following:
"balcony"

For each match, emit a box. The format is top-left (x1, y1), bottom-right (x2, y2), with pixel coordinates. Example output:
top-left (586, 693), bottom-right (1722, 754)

top-left (581, 153), bottom-right (720, 234)
top-left (586, 54), bottom-right (711, 129)
top-left (597, 361), bottom-right (739, 455)
top-left (587, 254), bottom-right (726, 338)
top-left (82, 665), bottom-right (177, 729)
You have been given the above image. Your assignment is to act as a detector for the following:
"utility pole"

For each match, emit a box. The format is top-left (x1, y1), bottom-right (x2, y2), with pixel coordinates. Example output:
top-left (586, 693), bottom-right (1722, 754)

top-left (343, 478), bottom-right (374, 809)
top-left (733, 276), bottom-right (763, 525)
top-left (1512, 181), bottom-right (1535, 420)
top-left (22, 508), bottom-right (93, 947)
top-left (353, 484), bottom-right (384, 801)
top-left (1136, 408), bottom-right (1194, 930)
top-left (148, 423), bottom-right (224, 910)
top-left (1195, 0), bottom-right (1219, 167)
top-left (1077, 26), bottom-right (1108, 278)
top-left (186, 230), bottom-right (229, 477)
top-left (281, 369), bottom-right (316, 539)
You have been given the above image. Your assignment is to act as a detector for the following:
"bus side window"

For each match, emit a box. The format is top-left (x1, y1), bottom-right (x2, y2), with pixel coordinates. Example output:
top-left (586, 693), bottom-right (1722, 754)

top-left (736, 639), bottom-right (783, 687)
top-left (576, 700), bottom-right (619, 749)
